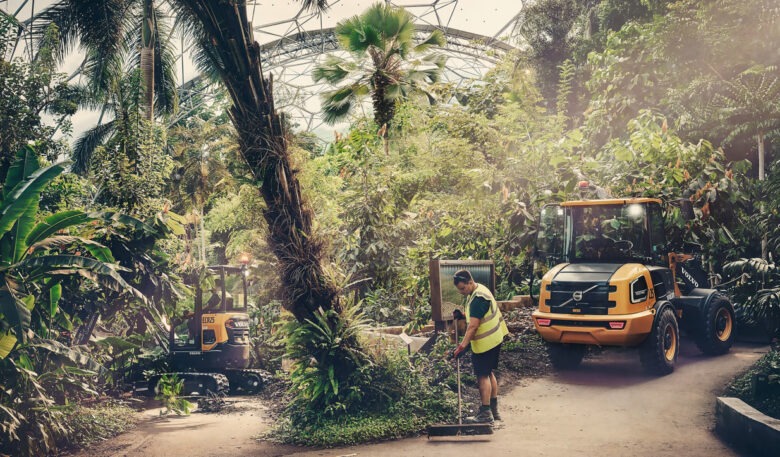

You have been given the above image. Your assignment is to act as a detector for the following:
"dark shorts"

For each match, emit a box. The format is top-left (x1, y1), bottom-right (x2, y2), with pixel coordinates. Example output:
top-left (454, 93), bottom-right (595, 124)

top-left (472, 343), bottom-right (501, 377)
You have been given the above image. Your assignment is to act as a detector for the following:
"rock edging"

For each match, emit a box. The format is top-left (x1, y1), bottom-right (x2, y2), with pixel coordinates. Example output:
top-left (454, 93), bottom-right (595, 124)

top-left (716, 396), bottom-right (780, 457)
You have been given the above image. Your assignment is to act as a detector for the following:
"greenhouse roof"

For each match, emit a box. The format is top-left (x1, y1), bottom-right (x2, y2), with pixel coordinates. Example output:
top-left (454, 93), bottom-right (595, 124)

top-left (3, 0), bottom-right (526, 137)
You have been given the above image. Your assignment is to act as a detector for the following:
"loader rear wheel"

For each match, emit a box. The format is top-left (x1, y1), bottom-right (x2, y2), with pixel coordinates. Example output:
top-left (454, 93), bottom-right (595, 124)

top-left (694, 298), bottom-right (735, 355)
top-left (640, 307), bottom-right (678, 375)
top-left (546, 342), bottom-right (586, 370)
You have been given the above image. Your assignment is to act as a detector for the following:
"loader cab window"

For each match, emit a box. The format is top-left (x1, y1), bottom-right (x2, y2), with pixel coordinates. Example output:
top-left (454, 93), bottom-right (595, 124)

top-left (536, 204), bottom-right (565, 268)
top-left (571, 204), bottom-right (651, 263)
top-left (648, 203), bottom-right (666, 266)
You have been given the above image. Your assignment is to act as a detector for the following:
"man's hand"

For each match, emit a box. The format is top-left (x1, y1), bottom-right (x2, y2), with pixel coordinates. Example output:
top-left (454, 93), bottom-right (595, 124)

top-left (451, 343), bottom-right (466, 359)
top-left (453, 309), bottom-right (466, 321)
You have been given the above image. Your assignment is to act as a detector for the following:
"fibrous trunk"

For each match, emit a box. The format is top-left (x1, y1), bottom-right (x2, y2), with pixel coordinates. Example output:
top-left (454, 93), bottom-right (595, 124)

top-left (176, 1), bottom-right (338, 322)
top-left (372, 72), bottom-right (395, 133)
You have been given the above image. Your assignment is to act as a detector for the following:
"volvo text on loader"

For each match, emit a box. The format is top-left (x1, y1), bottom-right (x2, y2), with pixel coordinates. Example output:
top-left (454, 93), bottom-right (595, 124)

top-left (531, 194), bottom-right (736, 374)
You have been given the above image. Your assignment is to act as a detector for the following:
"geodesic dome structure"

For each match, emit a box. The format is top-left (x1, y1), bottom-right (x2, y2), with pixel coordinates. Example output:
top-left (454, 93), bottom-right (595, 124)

top-left (4, 0), bottom-right (528, 136)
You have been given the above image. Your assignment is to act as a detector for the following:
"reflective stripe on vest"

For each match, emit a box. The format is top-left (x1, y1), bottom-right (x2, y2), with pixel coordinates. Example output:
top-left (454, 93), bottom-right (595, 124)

top-left (465, 283), bottom-right (510, 353)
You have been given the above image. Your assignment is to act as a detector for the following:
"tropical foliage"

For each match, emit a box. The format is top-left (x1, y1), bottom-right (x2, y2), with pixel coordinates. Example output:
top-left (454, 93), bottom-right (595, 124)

top-left (3, 0), bottom-right (780, 453)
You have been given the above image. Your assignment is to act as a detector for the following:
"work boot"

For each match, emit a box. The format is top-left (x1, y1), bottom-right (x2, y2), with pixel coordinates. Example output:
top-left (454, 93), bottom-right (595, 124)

top-left (464, 405), bottom-right (494, 424)
top-left (490, 398), bottom-right (501, 421)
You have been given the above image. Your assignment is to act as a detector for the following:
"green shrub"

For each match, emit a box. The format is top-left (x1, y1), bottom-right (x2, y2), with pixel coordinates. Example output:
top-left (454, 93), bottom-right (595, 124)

top-left (725, 346), bottom-right (780, 419)
top-left (272, 333), bottom-right (457, 446)
top-left (155, 374), bottom-right (193, 416)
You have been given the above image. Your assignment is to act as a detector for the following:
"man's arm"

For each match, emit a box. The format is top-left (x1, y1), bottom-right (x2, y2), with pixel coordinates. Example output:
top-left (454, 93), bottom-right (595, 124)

top-left (454, 316), bottom-right (481, 357)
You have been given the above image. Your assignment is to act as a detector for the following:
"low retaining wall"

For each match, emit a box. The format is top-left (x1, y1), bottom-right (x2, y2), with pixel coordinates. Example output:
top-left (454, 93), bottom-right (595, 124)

top-left (716, 397), bottom-right (780, 457)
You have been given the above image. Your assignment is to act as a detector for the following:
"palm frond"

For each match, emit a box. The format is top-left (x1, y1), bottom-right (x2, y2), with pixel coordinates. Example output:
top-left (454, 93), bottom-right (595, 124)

top-left (71, 121), bottom-right (117, 175)
top-left (299, 0), bottom-right (330, 13)
top-left (29, 1), bottom-right (80, 62)
top-left (320, 84), bottom-right (369, 124)
top-left (153, 11), bottom-right (180, 116)
top-left (414, 29), bottom-right (446, 53)
top-left (312, 55), bottom-right (355, 84)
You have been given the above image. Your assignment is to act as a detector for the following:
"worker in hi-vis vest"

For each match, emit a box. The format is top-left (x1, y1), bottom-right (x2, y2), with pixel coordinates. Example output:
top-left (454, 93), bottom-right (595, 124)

top-left (452, 269), bottom-right (510, 424)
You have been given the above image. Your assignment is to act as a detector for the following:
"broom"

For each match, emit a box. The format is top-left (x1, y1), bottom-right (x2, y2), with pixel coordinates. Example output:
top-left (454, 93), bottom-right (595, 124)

top-left (427, 312), bottom-right (493, 438)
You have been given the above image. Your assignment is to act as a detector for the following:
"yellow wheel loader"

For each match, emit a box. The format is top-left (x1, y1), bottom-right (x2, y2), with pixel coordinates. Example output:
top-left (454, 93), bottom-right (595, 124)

top-left (531, 193), bottom-right (735, 375)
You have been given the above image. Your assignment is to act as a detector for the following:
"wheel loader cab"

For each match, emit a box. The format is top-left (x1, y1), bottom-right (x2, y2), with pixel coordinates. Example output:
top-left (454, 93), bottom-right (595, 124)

top-left (533, 199), bottom-right (668, 344)
top-left (531, 198), bottom-right (735, 374)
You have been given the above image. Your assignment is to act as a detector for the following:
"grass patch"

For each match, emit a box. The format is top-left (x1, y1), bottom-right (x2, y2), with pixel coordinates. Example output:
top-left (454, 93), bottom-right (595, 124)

top-left (270, 403), bottom-right (453, 447)
top-left (724, 346), bottom-right (780, 419)
top-left (63, 402), bottom-right (137, 450)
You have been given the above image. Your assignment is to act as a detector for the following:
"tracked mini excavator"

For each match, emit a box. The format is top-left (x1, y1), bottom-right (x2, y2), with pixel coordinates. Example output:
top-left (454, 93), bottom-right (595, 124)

top-left (141, 264), bottom-right (268, 396)
top-left (531, 187), bottom-right (736, 375)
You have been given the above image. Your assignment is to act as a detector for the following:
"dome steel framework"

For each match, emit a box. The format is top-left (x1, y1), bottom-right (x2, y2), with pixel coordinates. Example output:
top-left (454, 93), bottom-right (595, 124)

top-left (4, 0), bottom-right (526, 135)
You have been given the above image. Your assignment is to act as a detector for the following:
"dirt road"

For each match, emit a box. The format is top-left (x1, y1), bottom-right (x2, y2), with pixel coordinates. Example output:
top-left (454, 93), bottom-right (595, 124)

top-left (70, 340), bottom-right (766, 457)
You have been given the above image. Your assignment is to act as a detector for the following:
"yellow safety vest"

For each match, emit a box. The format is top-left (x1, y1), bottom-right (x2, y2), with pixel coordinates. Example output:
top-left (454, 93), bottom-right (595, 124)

top-left (465, 283), bottom-right (509, 353)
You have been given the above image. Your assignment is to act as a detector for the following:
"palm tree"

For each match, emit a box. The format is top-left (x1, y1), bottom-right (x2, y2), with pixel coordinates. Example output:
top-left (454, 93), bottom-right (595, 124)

top-left (170, 0), bottom-right (338, 322)
top-left (168, 113), bottom-right (236, 266)
top-left (31, 0), bottom-right (179, 170)
top-left (710, 66), bottom-right (780, 259)
top-left (312, 3), bottom-right (446, 130)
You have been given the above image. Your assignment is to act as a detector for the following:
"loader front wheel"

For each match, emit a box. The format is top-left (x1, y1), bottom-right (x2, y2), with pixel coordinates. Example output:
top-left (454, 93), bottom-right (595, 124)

top-left (546, 342), bottom-right (586, 370)
top-left (640, 307), bottom-right (678, 375)
top-left (694, 297), bottom-right (735, 355)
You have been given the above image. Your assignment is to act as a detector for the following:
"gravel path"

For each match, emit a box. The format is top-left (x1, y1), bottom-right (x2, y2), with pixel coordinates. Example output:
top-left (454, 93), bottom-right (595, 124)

top-left (68, 339), bottom-right (766, 457)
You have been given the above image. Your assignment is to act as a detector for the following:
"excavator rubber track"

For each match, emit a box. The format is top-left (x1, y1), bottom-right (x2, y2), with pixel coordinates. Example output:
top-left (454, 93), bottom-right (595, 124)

top-left (141, 372), bottom-right (230, 397)
top-left (224, 368), bottom-right (272, 394)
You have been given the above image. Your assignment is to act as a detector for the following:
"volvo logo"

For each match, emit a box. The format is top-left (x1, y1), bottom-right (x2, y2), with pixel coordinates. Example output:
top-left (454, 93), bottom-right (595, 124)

top-left (572, 291), bottom-right (583, 301)
top-left (680, 267), bottom-right (699, 288)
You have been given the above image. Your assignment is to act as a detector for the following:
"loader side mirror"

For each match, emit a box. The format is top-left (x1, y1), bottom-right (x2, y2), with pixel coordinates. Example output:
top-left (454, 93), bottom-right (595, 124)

top-left (679, 199), bottom-right (695, 221)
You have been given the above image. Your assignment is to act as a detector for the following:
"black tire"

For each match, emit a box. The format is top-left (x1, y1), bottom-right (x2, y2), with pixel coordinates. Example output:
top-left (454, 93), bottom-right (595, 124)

top-left (693, 297), bottom-right (735, 355)
top-left (640, 307), bottom-right (679, 375)
top-left (546, 342), bottom-right (586, 369)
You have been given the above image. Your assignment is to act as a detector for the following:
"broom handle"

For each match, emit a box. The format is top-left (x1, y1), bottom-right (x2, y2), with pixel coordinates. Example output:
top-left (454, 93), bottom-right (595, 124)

top-left (456, 320), bottom-right (462, 425)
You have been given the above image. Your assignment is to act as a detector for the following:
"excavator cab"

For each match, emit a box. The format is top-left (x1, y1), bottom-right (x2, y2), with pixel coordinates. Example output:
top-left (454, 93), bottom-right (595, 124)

top-left (146, 263), bottom-right (266, 396)
top-left (171, 265), bottom-right (252, 372)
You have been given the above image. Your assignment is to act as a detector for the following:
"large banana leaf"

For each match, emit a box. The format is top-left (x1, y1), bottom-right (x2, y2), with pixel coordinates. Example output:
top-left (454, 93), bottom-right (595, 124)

top-left (0, 162), bottom-right (68, 240)
top-left (27, 236), bottom-right (115, 263)
top-left (89, 211), bottom-right (156, 234)
top-left (17, 254), bottom-right (148, 304)
top-left (11, 205), bottom-right (38, 264)
top-left (0, 331), bottom-right (15, 358)
top-left (2, 145), bottom-right (41, 199)
top-left (49, 282), bottom-right (62, 317)
top-left (0, 287), bottom-right (31, 341)
top-left (25, 210), bottom-right (92, 248)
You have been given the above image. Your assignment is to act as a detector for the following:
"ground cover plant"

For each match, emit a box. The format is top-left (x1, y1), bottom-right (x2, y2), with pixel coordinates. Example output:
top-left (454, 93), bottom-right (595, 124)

top-left (725, 344), bottom-right (780, 419)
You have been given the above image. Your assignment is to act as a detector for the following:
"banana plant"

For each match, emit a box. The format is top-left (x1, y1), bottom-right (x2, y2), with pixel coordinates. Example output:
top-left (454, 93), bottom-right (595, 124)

top-left (0, 146), bottom-right (145, 359)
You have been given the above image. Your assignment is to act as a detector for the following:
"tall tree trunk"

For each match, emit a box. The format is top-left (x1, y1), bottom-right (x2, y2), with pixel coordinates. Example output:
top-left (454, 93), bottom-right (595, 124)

top-left (758, 133), bottom-right (767, 260)
top-left (199, 207), bottom-right (207, 265)
top-left (140, 0), bottom-right (156, 121)
top-left (372, 72), bottom-right (395, 132)
top-left (176, 2), bottom-right (338, 322)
